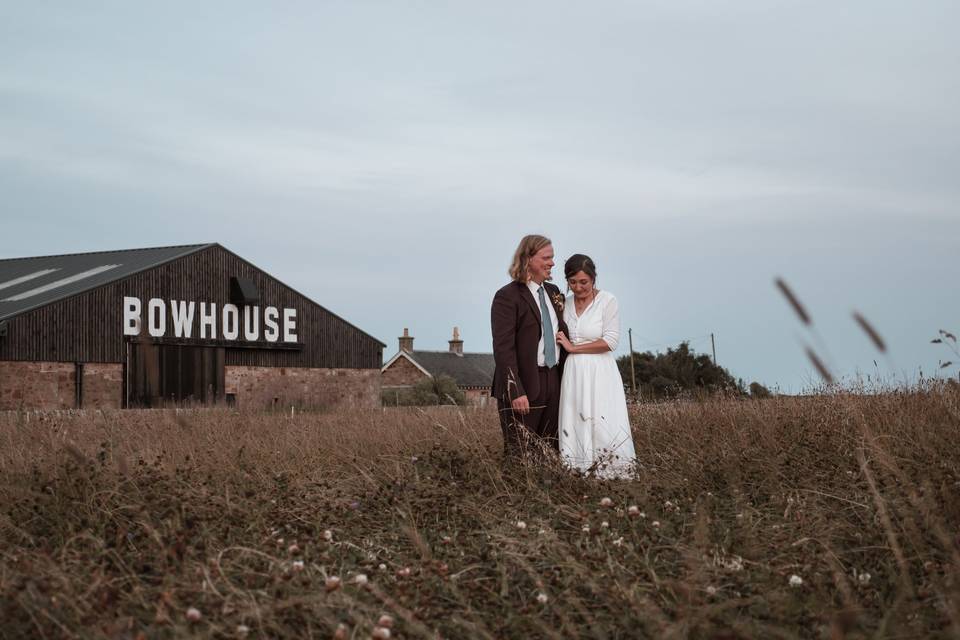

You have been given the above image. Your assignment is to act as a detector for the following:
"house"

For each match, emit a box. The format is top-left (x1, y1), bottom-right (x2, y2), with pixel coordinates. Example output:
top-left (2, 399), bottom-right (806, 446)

top-left (381, 327), bottom-right (495, 407)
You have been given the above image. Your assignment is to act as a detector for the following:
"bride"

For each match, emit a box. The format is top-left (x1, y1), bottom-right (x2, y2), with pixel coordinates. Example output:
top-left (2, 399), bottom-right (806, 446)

top-left (555, 254), bottom-right (637, 478)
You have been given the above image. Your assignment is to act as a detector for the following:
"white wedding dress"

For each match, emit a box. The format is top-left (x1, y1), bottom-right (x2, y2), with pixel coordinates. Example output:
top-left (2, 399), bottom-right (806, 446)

top-left (558, 290), bottom-right (637, 478)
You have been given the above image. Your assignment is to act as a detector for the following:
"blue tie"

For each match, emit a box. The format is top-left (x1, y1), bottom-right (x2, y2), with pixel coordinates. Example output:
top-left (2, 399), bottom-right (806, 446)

top-left (538, 286), bottom-right (557, 367)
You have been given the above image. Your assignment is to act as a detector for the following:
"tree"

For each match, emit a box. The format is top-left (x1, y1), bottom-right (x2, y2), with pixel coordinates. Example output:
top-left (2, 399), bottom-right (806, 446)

top-left (749, 381), bottom-right (773, 399)
top-left (382, 375), bottom-right (465, 406)
top-left (617, 341), bottom-right (748, 400)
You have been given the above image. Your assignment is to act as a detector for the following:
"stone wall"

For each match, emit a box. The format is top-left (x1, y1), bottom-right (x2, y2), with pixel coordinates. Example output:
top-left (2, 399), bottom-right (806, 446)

top-left (0, 361), bottom-right (75, 410)
top-left (82, 363), bottom-right (124, 409)
top-left (225, 366), bottom-right (381, 411)
top-left (463, 388), bottom-right (493, 408)
top-left (381, 356), bottom-right (428, 388)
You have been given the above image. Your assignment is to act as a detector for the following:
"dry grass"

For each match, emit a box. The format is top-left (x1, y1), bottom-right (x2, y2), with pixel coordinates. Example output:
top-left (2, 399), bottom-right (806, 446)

top-left (2, 388), bottom-right (960, 639)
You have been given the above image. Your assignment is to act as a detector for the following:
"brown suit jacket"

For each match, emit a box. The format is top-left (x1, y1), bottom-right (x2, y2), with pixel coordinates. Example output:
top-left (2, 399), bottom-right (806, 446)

top-left (490, 280), bottom-right (568, 403)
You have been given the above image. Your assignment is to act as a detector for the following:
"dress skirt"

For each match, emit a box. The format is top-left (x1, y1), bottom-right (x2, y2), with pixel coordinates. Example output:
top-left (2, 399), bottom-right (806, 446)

top-left (558, 350), bottom-right (636, 478)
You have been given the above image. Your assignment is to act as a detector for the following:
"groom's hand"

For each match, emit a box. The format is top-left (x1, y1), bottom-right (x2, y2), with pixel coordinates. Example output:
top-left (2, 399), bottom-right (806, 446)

top-left (511, 395), bottom-right (530, 415)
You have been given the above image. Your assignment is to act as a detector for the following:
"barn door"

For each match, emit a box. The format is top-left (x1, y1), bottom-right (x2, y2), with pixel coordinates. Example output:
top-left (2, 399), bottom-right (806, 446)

top-left (126, 343), bottom-right (224, 407)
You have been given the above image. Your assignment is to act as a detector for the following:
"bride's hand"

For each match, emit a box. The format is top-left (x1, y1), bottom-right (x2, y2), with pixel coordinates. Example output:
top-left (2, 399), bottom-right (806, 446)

top-left (556, 331), bottom-right (573, 352)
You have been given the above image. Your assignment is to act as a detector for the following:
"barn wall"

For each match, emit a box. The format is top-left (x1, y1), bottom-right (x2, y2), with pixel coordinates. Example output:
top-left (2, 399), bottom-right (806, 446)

top-left (225, 366), bottom-right (380, 410)
top-left (0, 245), bottom-right (383, 369)
top-left (0, 361), bottom-right (75, 410)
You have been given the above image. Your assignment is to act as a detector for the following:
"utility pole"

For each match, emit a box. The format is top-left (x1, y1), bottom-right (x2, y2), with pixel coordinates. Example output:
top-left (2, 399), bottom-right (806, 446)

top-left (628, 328), bottom-right (637, 397)
top-left (711, 333), bottom-right (717, 366)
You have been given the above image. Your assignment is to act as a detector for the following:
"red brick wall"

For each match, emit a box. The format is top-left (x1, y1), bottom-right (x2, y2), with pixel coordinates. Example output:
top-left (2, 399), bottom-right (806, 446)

top-left (82, 364), bottom-right (123, 409)
top-left (0, 362), bottom-right (75, 410)
top-left (225, 366), bottom-right (381, 410)
top-left (381, 356), bottom-right (428, 387)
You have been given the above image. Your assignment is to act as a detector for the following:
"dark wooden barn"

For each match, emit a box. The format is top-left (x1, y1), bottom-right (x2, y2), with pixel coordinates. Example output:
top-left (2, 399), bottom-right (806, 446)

top-left (0, 244), bottom-right (384, 410)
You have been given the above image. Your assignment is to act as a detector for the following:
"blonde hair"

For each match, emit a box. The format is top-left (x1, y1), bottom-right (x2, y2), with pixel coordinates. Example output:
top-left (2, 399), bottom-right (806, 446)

top-left (508, 234), bottom-right (552, 282)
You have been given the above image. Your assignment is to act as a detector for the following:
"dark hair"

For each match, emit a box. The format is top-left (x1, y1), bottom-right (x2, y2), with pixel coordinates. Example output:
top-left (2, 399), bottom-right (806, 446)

top-left (564, 254), bottom-right (597, 282)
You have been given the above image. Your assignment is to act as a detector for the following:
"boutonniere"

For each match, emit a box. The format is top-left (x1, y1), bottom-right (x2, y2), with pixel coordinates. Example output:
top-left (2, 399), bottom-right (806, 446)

top-left (551, 291), bottom-right (565, 312)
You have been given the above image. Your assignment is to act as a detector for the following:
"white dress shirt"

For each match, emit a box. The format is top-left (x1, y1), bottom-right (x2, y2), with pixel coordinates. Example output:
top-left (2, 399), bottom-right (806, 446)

top-left (526, 279), bottom-right (560, 367)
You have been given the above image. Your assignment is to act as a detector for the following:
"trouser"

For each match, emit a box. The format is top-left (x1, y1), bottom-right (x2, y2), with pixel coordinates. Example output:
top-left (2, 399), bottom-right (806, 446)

top-left (497, 366), bottom-right (561, 456)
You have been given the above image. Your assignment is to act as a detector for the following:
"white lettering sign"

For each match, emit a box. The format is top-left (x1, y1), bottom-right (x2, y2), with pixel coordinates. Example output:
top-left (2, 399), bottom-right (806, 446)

top-left (171, 300), bottom-right (195, 338)
top-left (147, 298), bottom-right (166, 338)
top-left (123, 296), bottom-right (141, 336)
top-left (122, 297), bottom-right (298, 344)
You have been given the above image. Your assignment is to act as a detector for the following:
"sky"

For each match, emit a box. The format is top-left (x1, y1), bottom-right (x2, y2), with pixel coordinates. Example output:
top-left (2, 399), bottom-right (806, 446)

top-left (2, 1), bottom-right (958, 393)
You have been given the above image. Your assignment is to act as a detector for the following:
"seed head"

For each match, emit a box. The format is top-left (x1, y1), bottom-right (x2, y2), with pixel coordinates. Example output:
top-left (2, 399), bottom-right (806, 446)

top-left (236, 623), bottom-right (251, 637)
top-left (652, 521), bottom-right (661, 528)
top-left (372, 627), bottom-right (391, 639)
top-left (789, 574), bottom-right (804, 587)
top-left (185, 607), bottom-right (202, 623)
top-left (322, 529), bottom-right (334, 542)
top-left (325, 575), bottom-right (342, 592)
top-left (516, 521), bottom-right (527, 530)
top-left (600, 521), bottom-right (609, 529)
top-left (333, 623), bottom-right (348, 640)
top-left (291, 560), bottom-right (305, 572)
top-left (396, 567), bottom-right (412, 578)
top-left (354, 573), bottom-right (369, 587)
top-left (536, 592), bottom-right (549, 604)
top-left (288, 543), bottom-right (300, 555)
top-left (377, 614), bottom-right (394, 628)
top-left (706, 586), bottom-right (717, 596)
top-left (600, 497), bottom-right (613, 508)
top-left (857, 572), bottom-right (871, 585)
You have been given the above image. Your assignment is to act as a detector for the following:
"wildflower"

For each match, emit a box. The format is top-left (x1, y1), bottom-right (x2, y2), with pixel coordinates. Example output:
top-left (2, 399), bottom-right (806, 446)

top-left (538, 528), bottom-right (546, 535)
top-left (664, 500), bottom-right (674, 509)
top-left (185, 607), bottom-right (202, 622)
top-left (333, 623), bottom-right (348, 640)
top-left (628, 506), bottom-right (645, 518)
top-left (275, 537), bottom-right (285, 547)
top-left (441, 535), bottom-right (452, 544)
top-left (612, 537), bottom-right (624, 547)
top-left (377, 614), bottom-right (394, 628)
top-left (600, 521), bottom-right (609, 529)
top-left (652, 521), bottom-right (661, 528)
top-left (600, 497), bottom-right (613, 508)
top-left (581, 524), bottom-right (590, 533)
top-left (378, 563), bottom-right (388, 571)
top-left (706, 586), bottom-right (717, 596)
top-left (372, 627), bottom-right (391, 639)
top-left (411, 456), bottom-right (418, 463)
top-left (536, 592), bottom-right (549, 604)
top-left (354, 573), bottom-right (369, 587)
top-left (237, 623), bottom-right (251, 637)
top-left (291, 560), bottom-right (305, 572)
top-left (789, 574), bottom-right (804, 587)
top-left (516, 521), bottom-right (527, 530)
top-left (325, 576), bottom-right (342, 592)
top-left (857, 572), bottom-right (871, 585)
top-left (287, 542), bottom-right (300, 555)
top-left (322, 529), bottom-right (333, 542)
top-left (396, 567), bottom-right (412, 578)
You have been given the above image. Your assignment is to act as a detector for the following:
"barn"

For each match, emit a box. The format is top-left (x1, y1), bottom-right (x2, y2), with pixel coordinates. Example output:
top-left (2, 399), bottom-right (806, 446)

top-left (0, 243), bottom-right (385, 410)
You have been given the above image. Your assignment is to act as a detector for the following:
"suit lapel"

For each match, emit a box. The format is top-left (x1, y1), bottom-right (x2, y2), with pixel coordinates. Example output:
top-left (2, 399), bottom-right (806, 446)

top-left (519, 281), bottom-right (542, 324)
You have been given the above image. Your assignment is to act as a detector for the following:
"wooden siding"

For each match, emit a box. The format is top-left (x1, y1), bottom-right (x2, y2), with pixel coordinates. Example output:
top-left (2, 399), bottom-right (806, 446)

top-left (0, 245), bottom-right (383, 369)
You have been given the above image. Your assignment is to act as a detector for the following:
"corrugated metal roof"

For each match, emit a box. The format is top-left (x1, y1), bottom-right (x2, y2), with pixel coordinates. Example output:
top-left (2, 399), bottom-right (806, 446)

top-left (408, 350), bottom-right (496, 388)
top-left (0, 244), bottom-right (213, 322)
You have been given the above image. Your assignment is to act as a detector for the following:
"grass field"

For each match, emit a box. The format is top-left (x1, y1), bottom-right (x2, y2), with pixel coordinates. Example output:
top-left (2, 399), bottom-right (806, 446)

top-left (2, 387), bottom-right (960, 638)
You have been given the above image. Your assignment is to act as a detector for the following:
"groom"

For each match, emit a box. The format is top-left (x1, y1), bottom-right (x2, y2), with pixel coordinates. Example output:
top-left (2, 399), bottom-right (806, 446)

top-left (491, 235), bottom-right (568, 457)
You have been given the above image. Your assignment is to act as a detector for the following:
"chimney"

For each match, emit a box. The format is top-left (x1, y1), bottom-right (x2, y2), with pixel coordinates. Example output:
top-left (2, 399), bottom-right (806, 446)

top-left (398, 328), bottom-right (414, 353)
top-left (449, 326), bottom-right (464, 356)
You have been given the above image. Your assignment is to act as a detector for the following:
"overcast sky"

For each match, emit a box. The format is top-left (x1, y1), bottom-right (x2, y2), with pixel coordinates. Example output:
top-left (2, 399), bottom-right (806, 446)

top-left (2, 1), bottom-right (958, 392)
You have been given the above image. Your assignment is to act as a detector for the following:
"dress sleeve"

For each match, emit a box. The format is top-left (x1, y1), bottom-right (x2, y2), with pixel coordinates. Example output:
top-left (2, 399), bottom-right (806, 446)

top-left (600, 293), bottom-right (621, 351)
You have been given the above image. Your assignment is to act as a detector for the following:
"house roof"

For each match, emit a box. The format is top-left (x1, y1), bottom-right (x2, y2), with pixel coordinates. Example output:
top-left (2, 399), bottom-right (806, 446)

top-left (385, 350), bottom-right (496, 388)
top-left (0, 244), bottom-right (213, 322)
